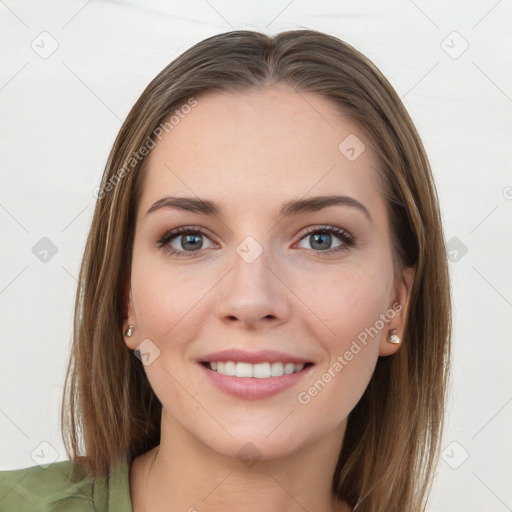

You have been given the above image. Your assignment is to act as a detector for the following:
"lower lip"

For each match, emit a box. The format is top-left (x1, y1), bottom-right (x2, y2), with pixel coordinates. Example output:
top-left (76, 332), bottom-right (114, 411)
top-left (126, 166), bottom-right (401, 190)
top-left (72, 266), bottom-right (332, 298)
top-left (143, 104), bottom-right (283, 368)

top-left (198, 363), bottom-right (314, 400)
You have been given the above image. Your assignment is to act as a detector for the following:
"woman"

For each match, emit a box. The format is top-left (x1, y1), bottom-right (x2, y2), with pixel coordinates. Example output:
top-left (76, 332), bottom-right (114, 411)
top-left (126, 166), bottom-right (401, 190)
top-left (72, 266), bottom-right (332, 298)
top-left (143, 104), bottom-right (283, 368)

top-left (0, 29), bottom-right (451, 511)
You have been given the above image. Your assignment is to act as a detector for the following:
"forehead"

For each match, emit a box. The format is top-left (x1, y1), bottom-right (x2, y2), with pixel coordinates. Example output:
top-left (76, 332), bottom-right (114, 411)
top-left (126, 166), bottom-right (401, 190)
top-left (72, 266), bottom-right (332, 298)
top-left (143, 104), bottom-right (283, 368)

top-left (138, 85), bottom-right (385, 220)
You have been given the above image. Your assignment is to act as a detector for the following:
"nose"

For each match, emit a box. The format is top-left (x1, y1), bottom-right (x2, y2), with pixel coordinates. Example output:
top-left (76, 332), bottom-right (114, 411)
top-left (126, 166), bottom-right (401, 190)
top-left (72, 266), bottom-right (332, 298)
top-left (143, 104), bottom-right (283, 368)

top-left (215, 244), bottom-right (290, 329)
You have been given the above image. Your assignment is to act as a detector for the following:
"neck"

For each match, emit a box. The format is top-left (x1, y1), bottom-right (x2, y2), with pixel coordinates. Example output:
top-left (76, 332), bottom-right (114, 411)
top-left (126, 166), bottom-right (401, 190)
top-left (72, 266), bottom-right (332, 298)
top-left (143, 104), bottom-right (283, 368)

top-left (130, 410), bottom-right (351, 512)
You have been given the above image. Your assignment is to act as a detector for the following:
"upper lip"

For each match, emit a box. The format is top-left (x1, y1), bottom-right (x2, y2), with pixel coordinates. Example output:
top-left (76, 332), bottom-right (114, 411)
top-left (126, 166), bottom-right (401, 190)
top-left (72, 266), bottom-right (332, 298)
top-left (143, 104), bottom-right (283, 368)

top-left (199, 349), bottom-right (313, 365)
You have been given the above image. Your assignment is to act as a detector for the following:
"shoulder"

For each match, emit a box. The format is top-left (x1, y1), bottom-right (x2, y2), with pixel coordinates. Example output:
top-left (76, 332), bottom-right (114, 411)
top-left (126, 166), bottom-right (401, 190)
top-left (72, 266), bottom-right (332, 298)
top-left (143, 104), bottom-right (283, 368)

top-left (0, 458), bottom-right (132, 512)
top-left (0, 460), bottom-right (94, 511)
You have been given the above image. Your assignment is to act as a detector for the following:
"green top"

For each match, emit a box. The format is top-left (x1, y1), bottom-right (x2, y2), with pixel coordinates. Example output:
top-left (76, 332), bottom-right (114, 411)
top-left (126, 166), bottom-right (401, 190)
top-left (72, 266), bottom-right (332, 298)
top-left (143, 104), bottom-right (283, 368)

top-left (0, 459), bottom-right (133, 511)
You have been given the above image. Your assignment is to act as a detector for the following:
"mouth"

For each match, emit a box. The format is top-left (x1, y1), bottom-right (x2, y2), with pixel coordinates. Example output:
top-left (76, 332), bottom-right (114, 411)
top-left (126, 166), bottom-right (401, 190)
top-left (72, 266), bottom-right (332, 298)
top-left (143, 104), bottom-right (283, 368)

top-left (197, 349), bottom-right (315, 399)
top-left (200, 360), bottom-right (314, 378)
top-left (198, 350), bottom-right (315, 400)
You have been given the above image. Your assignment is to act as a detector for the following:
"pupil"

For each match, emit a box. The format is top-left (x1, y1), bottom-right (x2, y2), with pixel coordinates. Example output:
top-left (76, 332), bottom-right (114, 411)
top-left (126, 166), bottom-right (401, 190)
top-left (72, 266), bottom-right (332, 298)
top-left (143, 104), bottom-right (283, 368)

top-left (182, 234), bottom-right (202, 251)
top-left (311, 233), bottom-right (331, 250)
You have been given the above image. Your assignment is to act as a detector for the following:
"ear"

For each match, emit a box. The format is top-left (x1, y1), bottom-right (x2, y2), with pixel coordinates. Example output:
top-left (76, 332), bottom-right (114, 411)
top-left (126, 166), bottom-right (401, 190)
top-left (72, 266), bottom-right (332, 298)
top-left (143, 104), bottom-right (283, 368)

top-left (379, 266), bottom-right (416, 356)
top-left (123, 282), bottom-right (138, 350)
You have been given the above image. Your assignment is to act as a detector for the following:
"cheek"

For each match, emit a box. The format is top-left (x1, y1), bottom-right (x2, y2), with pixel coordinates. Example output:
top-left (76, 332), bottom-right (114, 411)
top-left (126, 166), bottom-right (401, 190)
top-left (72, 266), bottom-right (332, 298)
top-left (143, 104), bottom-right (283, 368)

top-left (130, 253), bottom-right (214, 341)
top-left (129, 256), bottom-right (207, 416)
top-left (293, 263), bottom-right (392, 413)
top-left (297, 260), bottom-right (393, 345)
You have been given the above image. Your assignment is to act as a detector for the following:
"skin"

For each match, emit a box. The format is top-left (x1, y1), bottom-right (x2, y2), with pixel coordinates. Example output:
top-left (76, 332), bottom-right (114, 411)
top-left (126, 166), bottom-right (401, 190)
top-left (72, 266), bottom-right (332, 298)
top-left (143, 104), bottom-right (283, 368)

top-left (123, 84), bottom-right (415, 512)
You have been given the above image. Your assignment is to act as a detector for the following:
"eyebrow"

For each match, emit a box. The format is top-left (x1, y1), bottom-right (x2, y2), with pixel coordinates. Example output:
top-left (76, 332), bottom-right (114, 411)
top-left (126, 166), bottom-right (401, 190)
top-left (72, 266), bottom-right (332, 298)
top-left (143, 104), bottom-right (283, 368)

top-left (146, 194), bottom-right (372, 221)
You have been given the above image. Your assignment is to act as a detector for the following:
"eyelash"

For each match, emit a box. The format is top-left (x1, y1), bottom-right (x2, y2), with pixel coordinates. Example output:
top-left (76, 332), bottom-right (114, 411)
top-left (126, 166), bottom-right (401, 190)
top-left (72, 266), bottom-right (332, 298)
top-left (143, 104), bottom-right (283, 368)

top-left (156, 225), bottom-right (355, 258)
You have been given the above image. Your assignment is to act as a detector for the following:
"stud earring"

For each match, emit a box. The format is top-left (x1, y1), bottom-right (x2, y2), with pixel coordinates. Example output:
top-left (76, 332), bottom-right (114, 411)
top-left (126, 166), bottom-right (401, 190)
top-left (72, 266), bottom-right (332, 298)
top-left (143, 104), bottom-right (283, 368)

top-left (388, 329), bottom-right (400, 344)
top-left (125, 324), bottom-right (134, 337)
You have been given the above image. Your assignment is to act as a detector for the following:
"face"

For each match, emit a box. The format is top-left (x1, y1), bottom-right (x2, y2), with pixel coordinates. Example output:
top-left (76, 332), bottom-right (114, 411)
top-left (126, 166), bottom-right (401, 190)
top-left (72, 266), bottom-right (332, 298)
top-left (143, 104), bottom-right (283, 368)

top-left (124, 84), bottom-right (414, 461)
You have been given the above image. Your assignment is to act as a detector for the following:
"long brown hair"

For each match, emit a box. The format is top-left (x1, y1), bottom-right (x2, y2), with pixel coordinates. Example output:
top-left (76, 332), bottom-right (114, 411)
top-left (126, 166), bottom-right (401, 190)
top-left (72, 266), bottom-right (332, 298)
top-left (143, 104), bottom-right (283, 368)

top-left (61, 29), bottom-right (451, 511)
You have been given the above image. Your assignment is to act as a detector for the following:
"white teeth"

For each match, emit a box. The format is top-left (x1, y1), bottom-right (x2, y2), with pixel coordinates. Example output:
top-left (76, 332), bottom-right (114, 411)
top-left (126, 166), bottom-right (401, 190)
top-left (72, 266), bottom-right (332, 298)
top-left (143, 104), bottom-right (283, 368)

top-left (223, 361), bottom-right (236, 376)
top-left (271, 362), bottom-right (284, 376)
top-left (284, 363), bottom-right (295, 375)
top-left (208, 361), bottom-right (306, 378)
top-left (253, 363), bottom-right (271, 379)
top-left (235, 362), bottom-right (253, 378)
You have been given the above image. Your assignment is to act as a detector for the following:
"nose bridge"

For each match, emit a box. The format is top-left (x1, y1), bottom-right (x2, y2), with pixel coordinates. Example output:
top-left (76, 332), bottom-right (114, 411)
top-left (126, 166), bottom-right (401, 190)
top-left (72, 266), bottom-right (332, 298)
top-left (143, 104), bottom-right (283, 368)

top-left (215, 233), bottom-right (288, 326)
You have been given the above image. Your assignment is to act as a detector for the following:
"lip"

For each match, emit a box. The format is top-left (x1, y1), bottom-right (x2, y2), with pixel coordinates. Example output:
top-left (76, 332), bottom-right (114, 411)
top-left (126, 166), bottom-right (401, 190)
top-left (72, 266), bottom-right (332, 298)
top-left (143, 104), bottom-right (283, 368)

top-left (198, 349), bottom-right (312, 365)
top-left (198, 360), bottom-right (314, 400)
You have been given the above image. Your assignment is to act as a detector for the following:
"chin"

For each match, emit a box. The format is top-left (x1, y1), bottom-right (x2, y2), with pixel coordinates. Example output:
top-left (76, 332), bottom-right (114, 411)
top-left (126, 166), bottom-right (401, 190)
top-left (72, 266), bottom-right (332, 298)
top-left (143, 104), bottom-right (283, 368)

top-left (202, 433), bottom-right (306, 464)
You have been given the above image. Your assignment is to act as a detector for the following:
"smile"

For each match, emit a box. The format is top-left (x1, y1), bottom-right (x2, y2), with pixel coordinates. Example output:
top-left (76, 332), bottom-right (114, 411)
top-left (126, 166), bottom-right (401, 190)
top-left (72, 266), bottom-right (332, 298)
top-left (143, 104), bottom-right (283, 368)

top-left (199, 361), bottom-right (314, 400)
top-left (203, 361), bottom-right (308, 378)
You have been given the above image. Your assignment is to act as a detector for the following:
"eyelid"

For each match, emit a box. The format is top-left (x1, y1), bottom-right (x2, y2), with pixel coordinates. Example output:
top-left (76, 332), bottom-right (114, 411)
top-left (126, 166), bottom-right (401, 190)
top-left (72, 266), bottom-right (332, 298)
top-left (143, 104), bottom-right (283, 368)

top-left (293, 224), bottom-right (355, 254)
top-left (297, 224), bottom-right (353, 241)
top-left (157, 225), bottom-right (216, 248)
